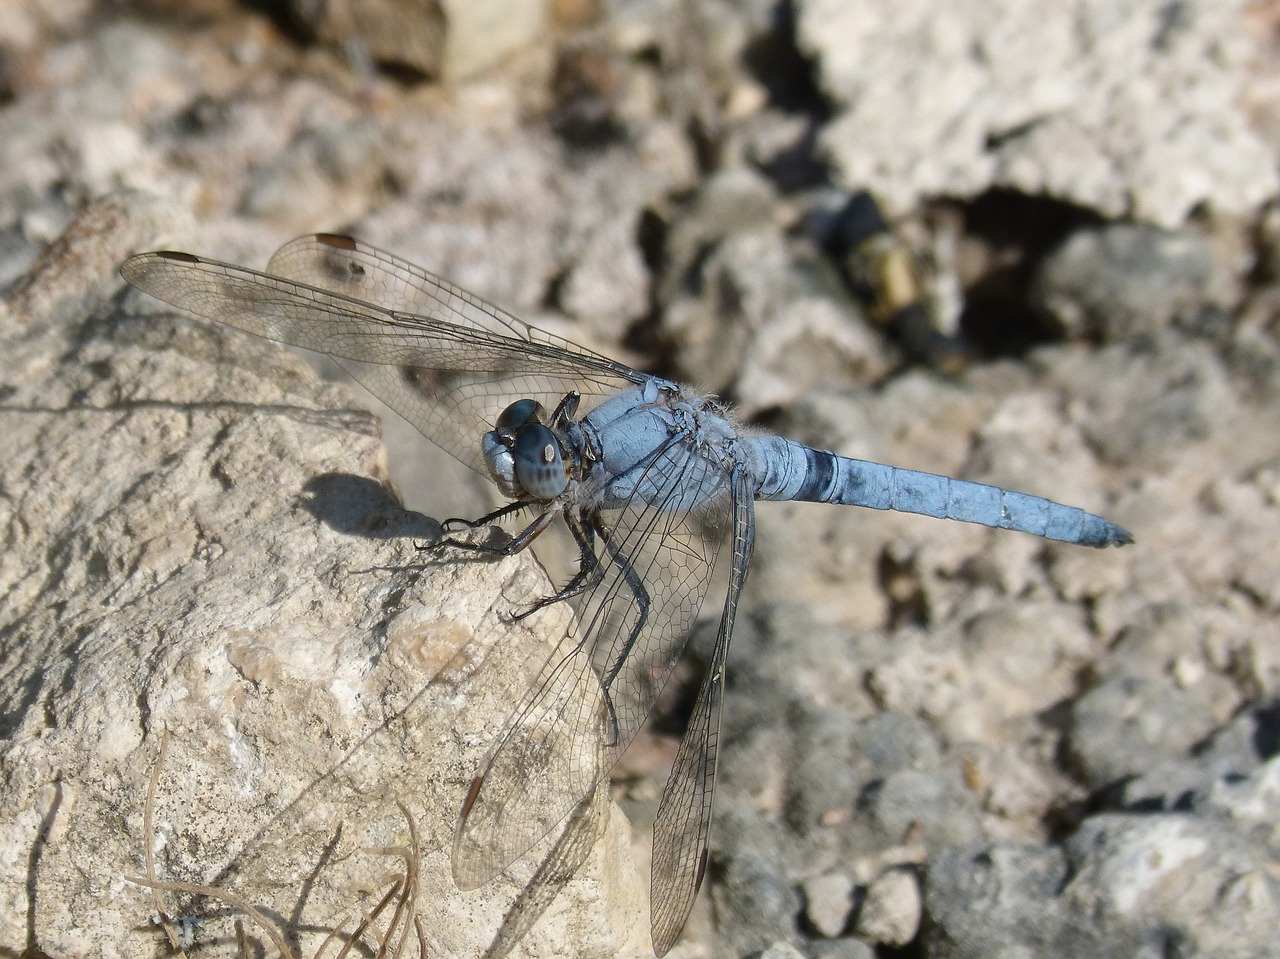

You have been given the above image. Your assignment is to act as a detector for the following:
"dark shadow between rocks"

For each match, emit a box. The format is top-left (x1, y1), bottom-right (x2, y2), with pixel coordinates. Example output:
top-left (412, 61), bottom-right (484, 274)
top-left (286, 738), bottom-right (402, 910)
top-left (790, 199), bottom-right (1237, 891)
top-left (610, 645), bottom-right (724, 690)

top-left (948, 188), bottom-right (1106, 357)
top-left (299, 473), bottom-right (442, 542)
top-left (1251, 700), bottom-right (1280, 760)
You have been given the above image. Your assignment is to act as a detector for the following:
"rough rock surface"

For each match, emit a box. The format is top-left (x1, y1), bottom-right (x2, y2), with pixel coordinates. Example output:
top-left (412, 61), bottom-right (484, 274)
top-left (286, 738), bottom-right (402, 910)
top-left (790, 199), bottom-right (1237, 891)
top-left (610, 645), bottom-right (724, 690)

top-left (1, 2), bottom-right (1278, 958)
top-left (0, 196), bottom-right (649, 957)
top-left (798, 0), bottom-right (1279, 225)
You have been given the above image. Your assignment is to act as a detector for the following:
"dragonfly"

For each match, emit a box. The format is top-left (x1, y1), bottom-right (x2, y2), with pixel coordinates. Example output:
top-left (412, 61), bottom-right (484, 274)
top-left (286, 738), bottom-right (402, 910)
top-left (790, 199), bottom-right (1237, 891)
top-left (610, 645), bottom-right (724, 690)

top-left (121, 234), bottom-right (1132, 955)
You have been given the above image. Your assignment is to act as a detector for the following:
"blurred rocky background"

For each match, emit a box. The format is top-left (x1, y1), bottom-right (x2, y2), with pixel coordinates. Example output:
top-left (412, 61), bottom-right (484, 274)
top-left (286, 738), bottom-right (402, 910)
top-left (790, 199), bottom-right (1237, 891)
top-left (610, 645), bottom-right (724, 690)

top-left (2, 1), bottom-right (1279, 957)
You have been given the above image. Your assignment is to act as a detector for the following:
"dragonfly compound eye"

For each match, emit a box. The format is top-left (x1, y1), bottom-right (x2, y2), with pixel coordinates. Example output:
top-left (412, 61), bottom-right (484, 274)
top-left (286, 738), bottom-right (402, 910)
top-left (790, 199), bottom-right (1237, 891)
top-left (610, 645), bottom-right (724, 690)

top-left (513, 423), bottom-right (568, 500)
top-left (497, 398), bottom-right (546, 431)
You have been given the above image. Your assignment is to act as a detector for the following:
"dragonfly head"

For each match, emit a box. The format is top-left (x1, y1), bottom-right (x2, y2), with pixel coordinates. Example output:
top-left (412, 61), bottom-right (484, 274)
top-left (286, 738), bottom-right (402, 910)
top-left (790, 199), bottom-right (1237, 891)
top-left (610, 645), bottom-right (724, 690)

top-left (483, 400), bottom-right (569, 501)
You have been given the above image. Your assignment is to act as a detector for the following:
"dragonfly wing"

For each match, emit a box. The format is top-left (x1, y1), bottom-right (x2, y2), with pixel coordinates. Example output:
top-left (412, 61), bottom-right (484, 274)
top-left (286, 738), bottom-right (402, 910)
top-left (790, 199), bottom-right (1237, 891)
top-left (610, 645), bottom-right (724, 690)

top-left (121, 237), bottom-right (645, 476)
top-left (265, 234), bottom-right (643, 382)
top-left (453, 434), bottom-right (733, 889)
top-left (650, 467), bottom-right (755, 956)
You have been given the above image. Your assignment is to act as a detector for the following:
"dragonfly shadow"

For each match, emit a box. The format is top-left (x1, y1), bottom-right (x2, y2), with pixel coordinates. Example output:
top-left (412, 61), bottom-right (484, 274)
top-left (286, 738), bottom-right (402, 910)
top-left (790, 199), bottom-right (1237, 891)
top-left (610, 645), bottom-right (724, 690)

top-left (480, 786), bottom-right (608, 959)
top-left (299, 472), bottom-right (443, 542)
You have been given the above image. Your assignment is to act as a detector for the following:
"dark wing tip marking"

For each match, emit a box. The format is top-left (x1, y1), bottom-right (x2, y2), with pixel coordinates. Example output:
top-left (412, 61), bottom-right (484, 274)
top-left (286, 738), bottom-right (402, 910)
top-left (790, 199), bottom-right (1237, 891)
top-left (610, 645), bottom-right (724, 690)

top-left (693, 847), bottom-right (708, 894)
top-left (120, 250), bottom-right (202, 283)
top-left (460, 775), bottom-right (485, 819)
top-left (452, 774), bottom-right (492, 892)
top-left (315, 233), bottom-right (358, 250)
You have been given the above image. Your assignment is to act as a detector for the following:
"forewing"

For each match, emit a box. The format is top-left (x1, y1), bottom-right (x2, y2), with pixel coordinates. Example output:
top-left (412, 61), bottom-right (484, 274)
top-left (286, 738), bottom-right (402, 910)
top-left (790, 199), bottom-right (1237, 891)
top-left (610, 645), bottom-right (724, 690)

top-left (650, 467), bottom-right (755, 956)
top-left (452, 436), bottom-right (733, 889)
top-left (121, 235), bottom-right (645, 475)
top-left (265, 235), bottom-right (638, 376)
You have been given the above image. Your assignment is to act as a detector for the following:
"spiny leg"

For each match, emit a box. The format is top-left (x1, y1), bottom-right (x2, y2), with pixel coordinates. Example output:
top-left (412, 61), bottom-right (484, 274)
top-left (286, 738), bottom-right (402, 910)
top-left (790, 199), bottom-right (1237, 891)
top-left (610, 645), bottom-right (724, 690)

top-left (435, 503), bottom-right (557, 558)
top-left (511, 511), bottom-right (606, 621)
top-left (416, 500), bottom-right (534, 557)
top-left (548, 390), bottom-right (580, 429)
top-left (409, 501), bottom-right (532, 557)
top-left (592, 514), bottom-right (651, 744)
top-left (505, 510), bottom-right (631, 746)
top-left (439, 500), bottom-right (532, 535)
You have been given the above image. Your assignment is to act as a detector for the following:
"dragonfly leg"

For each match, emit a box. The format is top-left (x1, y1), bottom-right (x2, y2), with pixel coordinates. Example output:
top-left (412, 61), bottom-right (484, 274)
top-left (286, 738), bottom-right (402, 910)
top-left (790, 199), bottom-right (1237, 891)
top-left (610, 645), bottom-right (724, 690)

top-left (511, 511), bottom-right (604, 620)
top-left (436, 504), bottom-right (555, 557)
top-left (505, 511), bottom-right (630, 745)
top-left (592, 515), bottom-right (651, 746)
top-left (438, 499), bottom-right (531, 534)
top-left (548, 390), bottom-right (581, 429)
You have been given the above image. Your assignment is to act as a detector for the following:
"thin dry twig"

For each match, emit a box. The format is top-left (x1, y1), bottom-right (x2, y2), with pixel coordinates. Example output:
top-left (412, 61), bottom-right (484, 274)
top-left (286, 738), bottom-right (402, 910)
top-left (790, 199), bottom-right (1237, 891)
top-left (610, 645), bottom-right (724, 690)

top-left (145, 731), bottom-right (180, 951)
top-left (332, 880), bottom-right (402, 959)
top-left (389, 800), bottom-right (424, 959)
top-left (126, 874), bottom-right (297, 958)
top-left (310, 917), bottom-right (353, 959)
top-left (337, 800), bottom-right (426, 959)
top-left (135, 733), bottom-right (429, 958)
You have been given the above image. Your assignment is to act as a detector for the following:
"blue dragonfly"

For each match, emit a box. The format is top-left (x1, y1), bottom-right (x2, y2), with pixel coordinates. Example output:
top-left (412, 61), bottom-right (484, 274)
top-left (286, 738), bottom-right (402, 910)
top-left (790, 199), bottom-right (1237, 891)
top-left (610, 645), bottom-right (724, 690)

top-left (122, 234), bottom-right (1131, 955)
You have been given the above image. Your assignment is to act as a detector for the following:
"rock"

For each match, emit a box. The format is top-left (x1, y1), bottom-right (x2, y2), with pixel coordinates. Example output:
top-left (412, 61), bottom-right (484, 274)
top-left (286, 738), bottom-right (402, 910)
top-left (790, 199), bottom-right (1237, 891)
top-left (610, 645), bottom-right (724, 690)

top-left (797, 0), bottom-right (1278, 226)
top-left (853, 867), bottom-right (920, 947)
top-left (0, 204), bottom-right (650, 957)
top-left (660, 169), bottom-right (891, 409)
top-left (558, 208), bottom-right (650, 344)
top-left (711, 850), bottom-right (803, 956)
top-left (810, 939), bottom-right (876, 959)
top-left (1197, 753), bottom-right (1280, 827)
top-left (782, 709), bottom-right (943, 843)
top-left (597, 0), bottom-right (777, 146)
top-left (1063, 813), bottom-right (1278, 959)
top-left (925, 809), bottom-right (1280, 959)
top-left (5, 190), bottom-right (194, 327)
top-left (802, 871), bottom-right (855, 938)
top-left (1067, 671), bottom-right (1239, 789)
top-left (757, 942), bottom-right (807, 959)
top-left (860, 769), bottom-right (985, 850)
top-left (1031, 224), bottom-right (1235, 341)
top-left (1044, 330), bottom-right (1241, 470)
top-left (1064, 602), bottom-right (1247, 789)
top-left (241, 115), bottom-right (389, 231)
top-left (288, 0), bottom-right (447, 76)
top-left (287, 0), bottom-right (548, 80)
top-left (1118, 701), bottom-right (1280, 812)
top-left (924, 843), bottom-right (1092, 957)
top-left (439, 0), bottom-right (550, 80)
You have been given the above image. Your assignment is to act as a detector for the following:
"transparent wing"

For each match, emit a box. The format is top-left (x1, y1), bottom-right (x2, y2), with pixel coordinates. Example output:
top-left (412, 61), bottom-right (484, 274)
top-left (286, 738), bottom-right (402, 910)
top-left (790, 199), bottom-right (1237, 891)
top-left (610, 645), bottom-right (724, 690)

top-left (650, 467), bottom-right (755, 956)
top-left (452, 436), bottom-right (732, 889)
top-left (120, 234), bottom-right (647, 476)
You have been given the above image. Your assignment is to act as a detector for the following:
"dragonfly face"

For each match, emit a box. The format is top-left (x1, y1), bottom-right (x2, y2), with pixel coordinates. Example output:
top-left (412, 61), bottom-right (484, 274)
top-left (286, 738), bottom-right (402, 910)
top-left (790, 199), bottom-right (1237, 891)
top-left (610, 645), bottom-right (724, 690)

top-left (510, 423), bottom-right (569, 500)
top-left (483, 397), bottom-right (573, 502)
